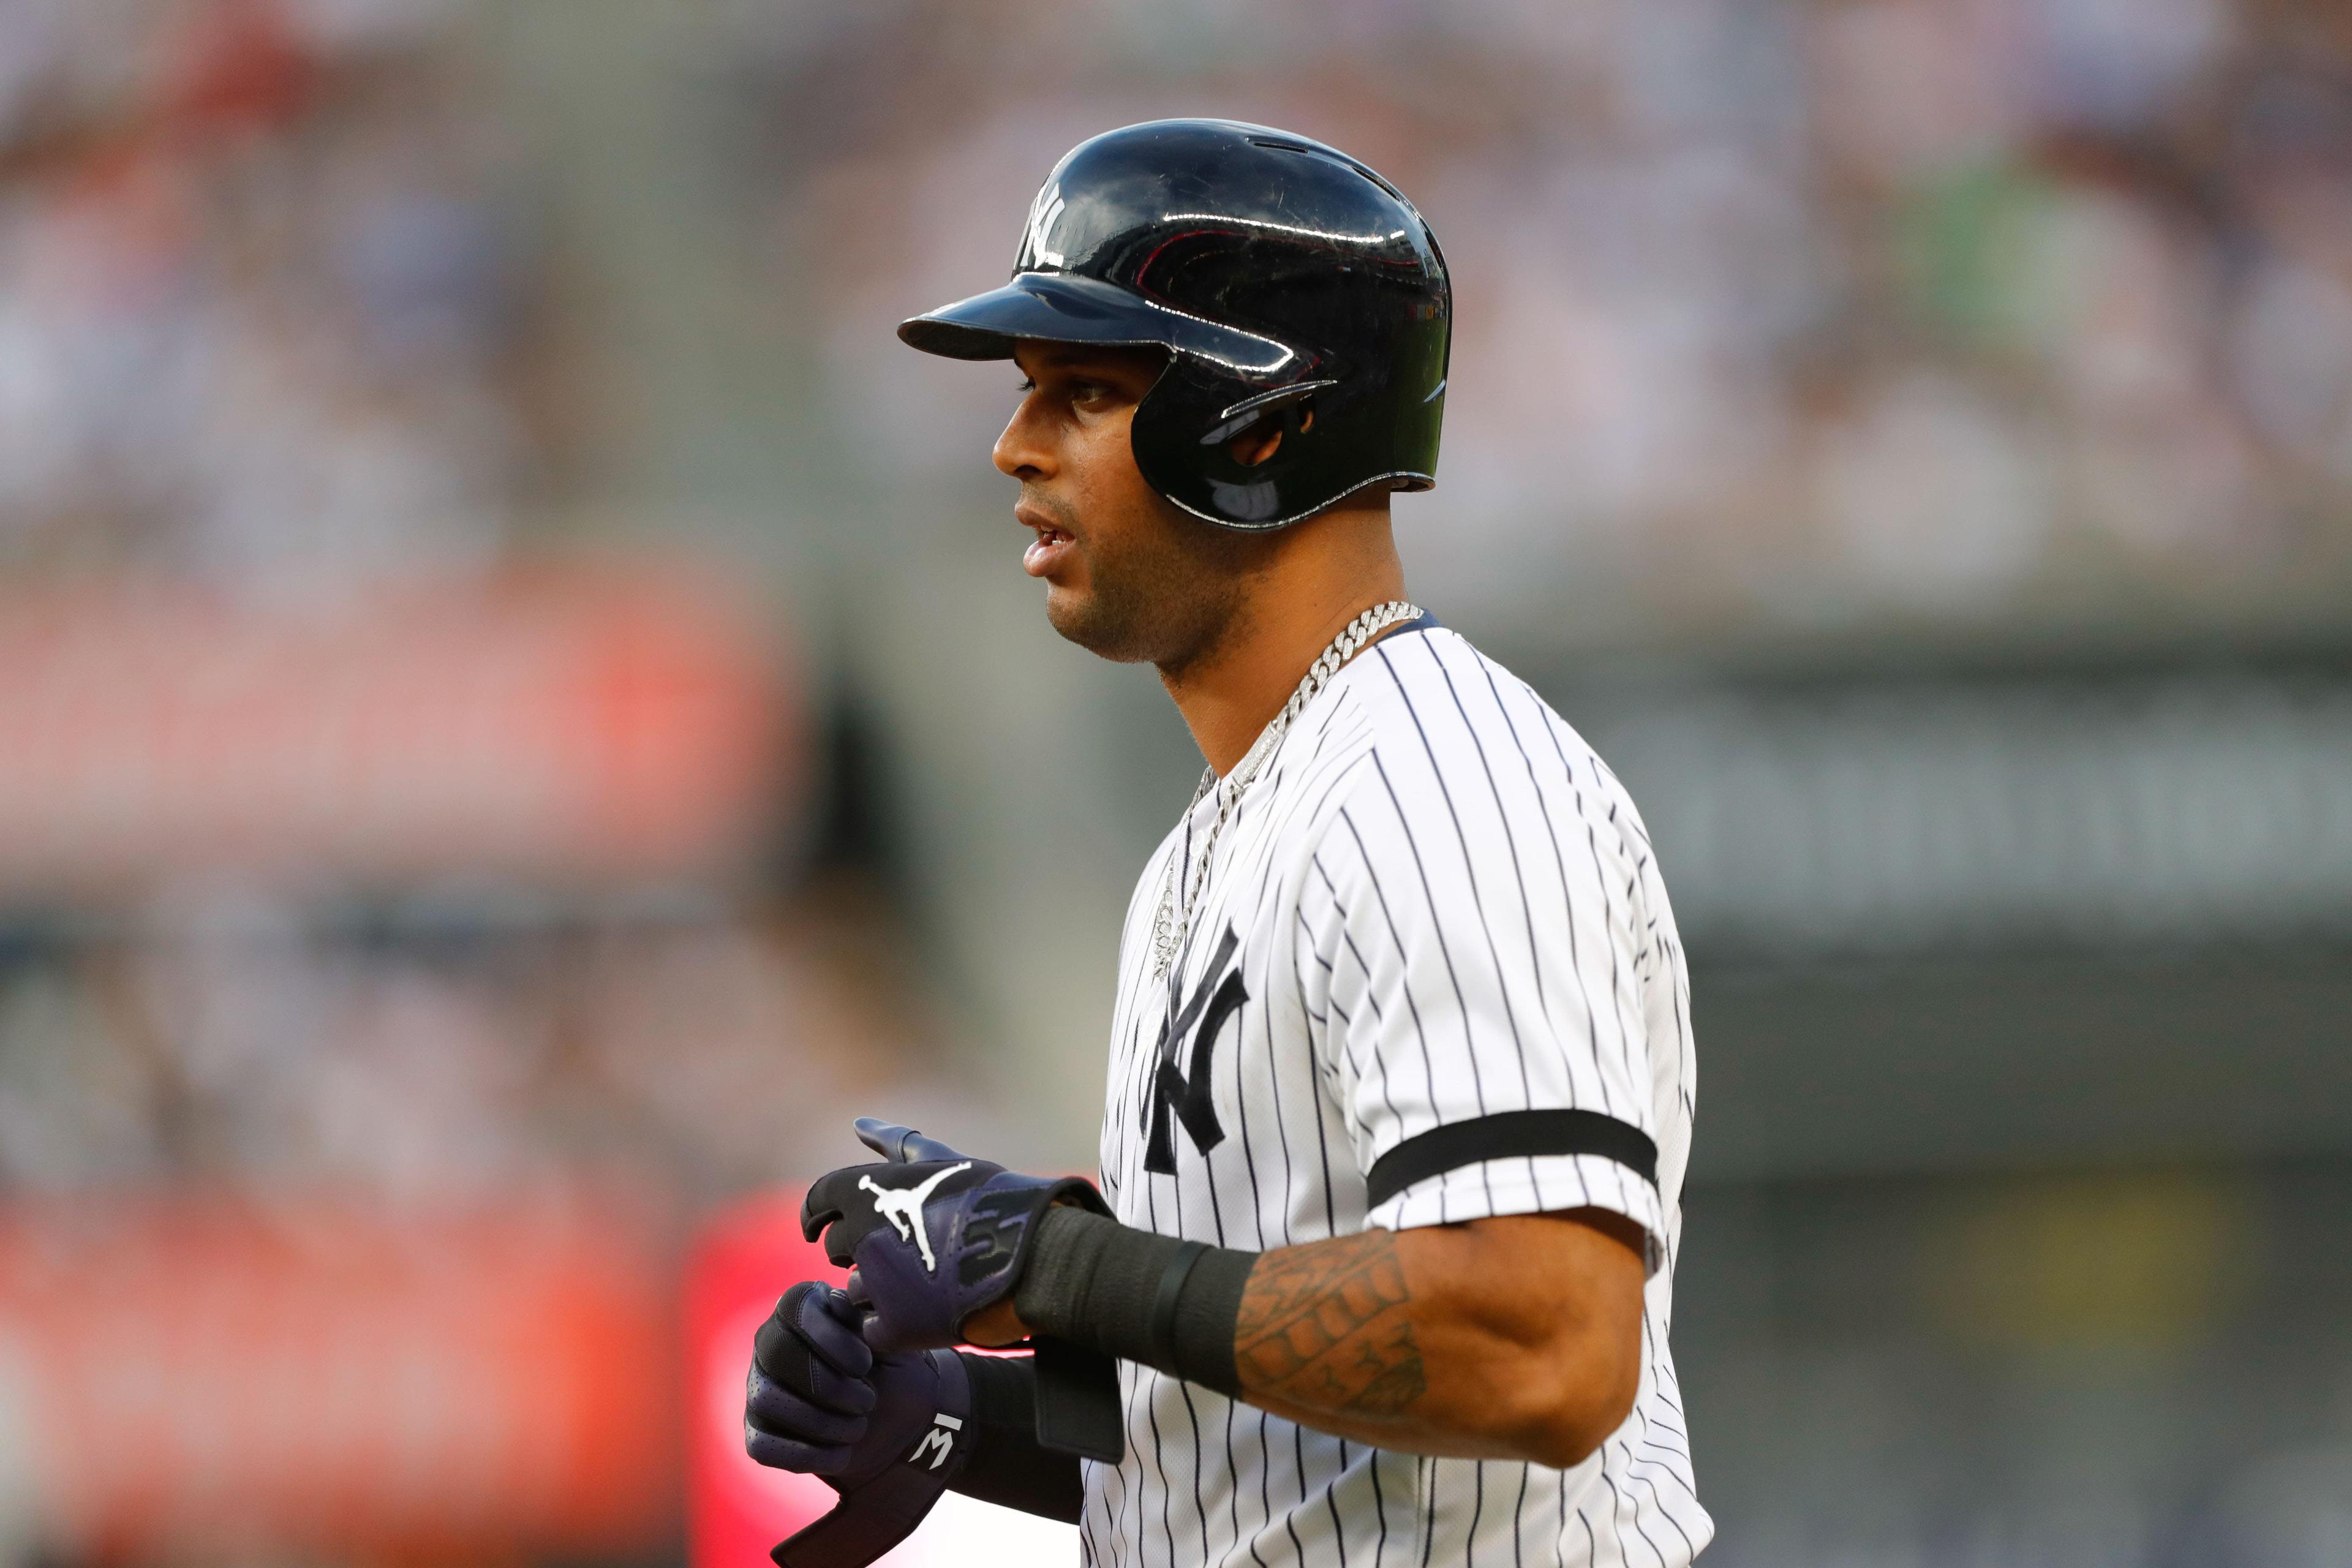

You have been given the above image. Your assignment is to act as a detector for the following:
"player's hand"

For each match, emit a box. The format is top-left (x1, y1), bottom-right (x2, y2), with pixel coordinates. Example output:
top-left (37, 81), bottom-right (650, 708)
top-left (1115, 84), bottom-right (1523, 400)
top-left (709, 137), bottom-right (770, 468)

top-left (745, 1281), bottom-right (963, 1485)
top-left (801, 1119), bottom-right (1108, 1352)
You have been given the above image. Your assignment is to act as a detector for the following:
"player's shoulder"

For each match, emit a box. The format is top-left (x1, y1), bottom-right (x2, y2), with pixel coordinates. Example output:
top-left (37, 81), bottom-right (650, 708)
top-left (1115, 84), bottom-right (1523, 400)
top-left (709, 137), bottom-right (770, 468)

top-left (1328, 622), bottom-right (1562, 782)
top-left (1338, 621), bottom-right (1522, 733)
top-left (1317, 622), bottom-right (1652, 856)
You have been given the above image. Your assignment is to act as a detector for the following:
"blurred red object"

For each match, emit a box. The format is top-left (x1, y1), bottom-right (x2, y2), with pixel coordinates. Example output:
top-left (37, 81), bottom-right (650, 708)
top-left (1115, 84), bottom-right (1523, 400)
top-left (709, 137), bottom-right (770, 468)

top-left (164, 0), bottom-right (317, 137)
top-left (685, 1191), bottom-right (845, 1568)
top-left (0, 565), bottom-right (795, 899)
top-left (0, 1194), bottom-right (677, 1561)
top-left (685, 1191), bottom-right (1079, 1568)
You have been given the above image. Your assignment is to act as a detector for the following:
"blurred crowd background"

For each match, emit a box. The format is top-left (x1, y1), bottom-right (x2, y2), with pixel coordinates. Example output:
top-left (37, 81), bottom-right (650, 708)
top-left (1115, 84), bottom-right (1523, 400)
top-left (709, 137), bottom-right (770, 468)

top-left (0, 1), bottom-right (2347, 1566)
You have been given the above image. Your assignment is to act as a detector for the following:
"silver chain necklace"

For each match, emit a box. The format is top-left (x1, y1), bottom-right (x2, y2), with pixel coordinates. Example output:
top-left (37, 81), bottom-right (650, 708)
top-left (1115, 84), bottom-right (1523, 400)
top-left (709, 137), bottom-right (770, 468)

top-left (1150, 600), bottom-right (1423, 980)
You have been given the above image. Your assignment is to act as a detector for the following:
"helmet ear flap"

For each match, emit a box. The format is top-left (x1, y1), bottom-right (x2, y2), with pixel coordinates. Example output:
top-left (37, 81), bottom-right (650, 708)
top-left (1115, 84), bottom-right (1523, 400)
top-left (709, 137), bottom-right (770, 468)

top-left (1132, 359), bottom-right (1346, 529)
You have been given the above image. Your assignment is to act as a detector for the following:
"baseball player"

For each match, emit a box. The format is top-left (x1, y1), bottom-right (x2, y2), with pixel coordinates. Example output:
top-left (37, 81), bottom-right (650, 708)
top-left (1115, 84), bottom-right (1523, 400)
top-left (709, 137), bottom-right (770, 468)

top-left (747, 119), bottom-right (1710, 1568)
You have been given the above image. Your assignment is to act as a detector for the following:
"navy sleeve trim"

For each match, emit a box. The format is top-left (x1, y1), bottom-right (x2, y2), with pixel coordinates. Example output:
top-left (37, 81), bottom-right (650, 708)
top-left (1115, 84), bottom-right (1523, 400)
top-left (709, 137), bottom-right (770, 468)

top-left (1365, 1109), bottom-right (1659, 1208)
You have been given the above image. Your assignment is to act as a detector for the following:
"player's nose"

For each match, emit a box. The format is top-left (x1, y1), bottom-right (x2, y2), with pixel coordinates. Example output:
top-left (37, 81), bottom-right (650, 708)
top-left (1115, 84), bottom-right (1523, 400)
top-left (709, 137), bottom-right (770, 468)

top-left (993, 389), bottom-right (1057, 481)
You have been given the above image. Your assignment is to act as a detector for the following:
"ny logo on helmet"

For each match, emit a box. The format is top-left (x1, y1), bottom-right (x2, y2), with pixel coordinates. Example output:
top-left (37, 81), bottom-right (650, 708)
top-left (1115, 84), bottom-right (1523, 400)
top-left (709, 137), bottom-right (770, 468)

top-left (1021, 181), bottom-right (1067, 270)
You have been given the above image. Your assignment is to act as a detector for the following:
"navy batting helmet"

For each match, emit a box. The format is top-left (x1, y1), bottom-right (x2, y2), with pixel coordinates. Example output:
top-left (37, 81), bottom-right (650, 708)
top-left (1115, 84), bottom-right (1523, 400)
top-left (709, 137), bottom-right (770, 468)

top-left (897, 119), bottom-right (1451, 530)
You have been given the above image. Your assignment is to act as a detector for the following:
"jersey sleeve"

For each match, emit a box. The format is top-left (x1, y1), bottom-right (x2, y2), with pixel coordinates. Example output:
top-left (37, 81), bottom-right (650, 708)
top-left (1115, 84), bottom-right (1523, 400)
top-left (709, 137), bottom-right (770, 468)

top-left (1294, 718), bottom-right (1667, 1272)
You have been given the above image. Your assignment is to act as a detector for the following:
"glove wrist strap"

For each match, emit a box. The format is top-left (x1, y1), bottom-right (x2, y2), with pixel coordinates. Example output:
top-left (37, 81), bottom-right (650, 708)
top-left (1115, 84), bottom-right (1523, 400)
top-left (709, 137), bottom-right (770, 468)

top-left (769, 1350), bottom-right (971, 1568)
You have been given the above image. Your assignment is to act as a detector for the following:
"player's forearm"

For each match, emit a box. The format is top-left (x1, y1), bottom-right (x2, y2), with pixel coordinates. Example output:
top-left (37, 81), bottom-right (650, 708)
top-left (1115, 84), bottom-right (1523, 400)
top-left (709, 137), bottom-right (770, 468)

top-left (1008, 1207), bottom-right (1645, 1470)
top-left (1229, 1217), bottom-right (1641, 1468)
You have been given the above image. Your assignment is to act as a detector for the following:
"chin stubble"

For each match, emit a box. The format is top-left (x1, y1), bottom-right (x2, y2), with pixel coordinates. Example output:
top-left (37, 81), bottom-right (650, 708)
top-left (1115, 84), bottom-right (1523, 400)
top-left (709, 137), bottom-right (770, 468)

top-left (1046, 508), bottom-right (1259, 670)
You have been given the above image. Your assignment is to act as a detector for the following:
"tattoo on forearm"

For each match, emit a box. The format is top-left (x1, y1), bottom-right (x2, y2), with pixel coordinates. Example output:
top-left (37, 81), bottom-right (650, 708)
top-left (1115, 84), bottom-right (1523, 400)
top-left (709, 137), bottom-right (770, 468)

top-left (1234, 1231), bottom-right (1427, 1417)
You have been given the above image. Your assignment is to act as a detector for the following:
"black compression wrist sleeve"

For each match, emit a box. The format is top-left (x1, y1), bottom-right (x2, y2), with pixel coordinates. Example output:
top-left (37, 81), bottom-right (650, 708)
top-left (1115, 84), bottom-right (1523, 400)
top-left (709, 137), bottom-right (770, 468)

top-left (949, 1352), bottom-right (1084, 1523)
top-left (1014, 1206), bottom-right (1257, 1396)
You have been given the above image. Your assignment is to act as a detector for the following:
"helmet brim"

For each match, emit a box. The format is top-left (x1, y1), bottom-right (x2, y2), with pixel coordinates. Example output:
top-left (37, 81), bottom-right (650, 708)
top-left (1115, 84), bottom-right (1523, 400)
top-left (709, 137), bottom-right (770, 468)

top-left (897, 272), bottom-right (1297, 379)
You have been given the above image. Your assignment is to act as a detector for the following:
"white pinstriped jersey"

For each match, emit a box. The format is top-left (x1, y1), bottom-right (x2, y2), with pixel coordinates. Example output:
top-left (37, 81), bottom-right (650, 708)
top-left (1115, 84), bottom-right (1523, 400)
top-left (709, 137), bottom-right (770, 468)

top-left (1082, 621), bottom-right (1709, 1568)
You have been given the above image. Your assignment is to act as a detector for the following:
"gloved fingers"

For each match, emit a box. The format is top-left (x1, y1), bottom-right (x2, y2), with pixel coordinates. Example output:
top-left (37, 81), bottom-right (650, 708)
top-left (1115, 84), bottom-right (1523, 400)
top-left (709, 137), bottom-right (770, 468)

top-left (851, 1118), bottom-right (905, 1160)
top-left (745, 1422), bottom-right (856, 1476)
top-left (859, 1308), bottom-right (934, 1357)
top-left (792, 1283), bottom-right (878, 1384)
top-left (747, 1369), bottom-right (873, 1446)
top-left (799, 1170), bottom-right (858, 1251)
top-left (754, 1285), bottom-right (876, 1409)
top-left (840, 1268), bottom-right (924, 1351)
top-left (756, 1281), bottom-right (873, 1382)
top-left (853, 1117), bottom-right (970, 1164)
top-left (747, 1333), bottom-right (877, 1418)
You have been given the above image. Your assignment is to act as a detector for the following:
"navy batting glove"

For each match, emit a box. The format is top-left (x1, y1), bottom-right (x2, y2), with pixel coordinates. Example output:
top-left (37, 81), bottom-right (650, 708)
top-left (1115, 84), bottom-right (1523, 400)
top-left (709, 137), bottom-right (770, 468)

top-left (745, 1282), bottom-right (879, 1474)
top-left (747, 1281), bottom-right (980, 1568)
top-left (800, 1121), bottom-right (1109, 1353)
top-left (746, 1282), bottom-right (967, 1484)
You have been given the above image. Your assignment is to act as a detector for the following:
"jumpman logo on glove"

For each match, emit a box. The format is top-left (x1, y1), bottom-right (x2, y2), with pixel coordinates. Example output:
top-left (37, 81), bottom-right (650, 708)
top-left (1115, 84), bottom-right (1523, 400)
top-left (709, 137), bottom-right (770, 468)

top-left (802, 1118), bottom-right (1112, 1355)
top-left (856, 1163), bottom-right (971, 1272)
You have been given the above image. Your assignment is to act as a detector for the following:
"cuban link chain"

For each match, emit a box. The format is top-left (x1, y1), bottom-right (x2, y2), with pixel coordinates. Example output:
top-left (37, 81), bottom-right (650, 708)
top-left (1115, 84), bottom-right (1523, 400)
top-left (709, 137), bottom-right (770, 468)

top-left (1150, 600), bottom-right (1423, 981)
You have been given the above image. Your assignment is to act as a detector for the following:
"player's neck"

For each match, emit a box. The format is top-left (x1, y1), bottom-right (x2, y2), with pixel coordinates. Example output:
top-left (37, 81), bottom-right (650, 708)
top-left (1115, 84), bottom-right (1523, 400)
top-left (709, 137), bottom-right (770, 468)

top-left (1158, 501), bottom-right (1408, 777)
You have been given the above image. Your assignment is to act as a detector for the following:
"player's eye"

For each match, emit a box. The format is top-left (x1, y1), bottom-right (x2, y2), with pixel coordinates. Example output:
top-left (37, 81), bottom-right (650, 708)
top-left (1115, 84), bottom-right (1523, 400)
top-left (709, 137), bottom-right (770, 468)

top-left (1014, 377), bottom-right (1036, 393)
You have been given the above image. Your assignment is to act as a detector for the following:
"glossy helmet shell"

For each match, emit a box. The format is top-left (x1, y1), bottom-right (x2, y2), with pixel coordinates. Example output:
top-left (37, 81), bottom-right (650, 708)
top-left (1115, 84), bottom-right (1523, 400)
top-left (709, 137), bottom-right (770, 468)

top-left (897, 119), bottom-right (1450, 530)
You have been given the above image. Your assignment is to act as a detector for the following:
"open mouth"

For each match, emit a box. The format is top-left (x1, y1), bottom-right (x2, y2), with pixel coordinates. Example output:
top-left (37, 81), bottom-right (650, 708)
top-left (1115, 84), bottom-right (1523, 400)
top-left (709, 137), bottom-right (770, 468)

top-left (1020, 513), bottom-right (1076, 578)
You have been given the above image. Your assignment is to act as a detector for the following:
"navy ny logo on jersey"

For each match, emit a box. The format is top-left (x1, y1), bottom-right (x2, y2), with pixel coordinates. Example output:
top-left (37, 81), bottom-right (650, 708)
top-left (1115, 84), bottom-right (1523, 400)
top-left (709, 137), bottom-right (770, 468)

top-left (1144, 926), bottom-right (1250, 1173)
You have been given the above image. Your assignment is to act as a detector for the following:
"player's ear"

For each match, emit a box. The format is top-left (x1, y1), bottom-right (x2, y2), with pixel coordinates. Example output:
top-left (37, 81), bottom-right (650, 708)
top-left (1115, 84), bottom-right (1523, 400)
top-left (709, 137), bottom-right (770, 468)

top-left (1229, 422), bottom-right (1283, 467)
